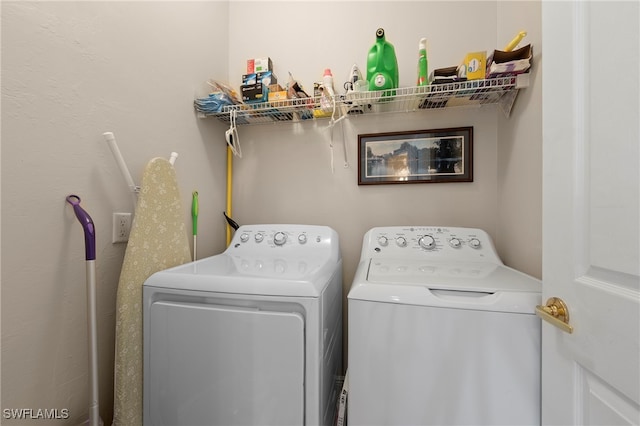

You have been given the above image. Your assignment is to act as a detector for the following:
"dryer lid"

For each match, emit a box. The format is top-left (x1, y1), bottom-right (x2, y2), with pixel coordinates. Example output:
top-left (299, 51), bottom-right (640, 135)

top-left (349, 259), bottom-right (541, 314)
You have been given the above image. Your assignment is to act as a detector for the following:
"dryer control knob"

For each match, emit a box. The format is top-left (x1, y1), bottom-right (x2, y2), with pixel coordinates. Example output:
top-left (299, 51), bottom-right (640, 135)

top-left (254, 233), bottom-right (264, 243)
top-left (469, 238), bottom-right (482, 249)
top-left (240, 233), bottom-right (250, 243)
top-left (274, 232), bottom-right (287, 246)
top-left (419, 235), bottom-right (436, 250)
top-left (378, 236), bottom-right (389, 246)
top-left (396, 236), bottom-right (407, 247)
top-left (298, 234), bottom-right (307, 244)
top-left (449, 238), bottom-right (462, 248)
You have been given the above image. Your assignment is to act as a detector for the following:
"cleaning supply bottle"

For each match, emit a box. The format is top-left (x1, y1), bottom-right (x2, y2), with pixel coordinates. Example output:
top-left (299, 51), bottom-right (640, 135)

top-left (417, 38), bottom-right (428, 86)
top-left (345, 64), bottom-right (363, 93)
top-left (316, 69), bottom-right (336, 117)
top-left (366, 28), bottom-right (399, 96)
top-left (322, 68), bottom-right (336, 98)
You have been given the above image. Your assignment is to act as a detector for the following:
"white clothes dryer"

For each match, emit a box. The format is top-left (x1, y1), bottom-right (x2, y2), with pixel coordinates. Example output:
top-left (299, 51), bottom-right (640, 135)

top-left (143, 225), bottom-right (343, 426)
top-left (347, 226), bottom-right (541, 426)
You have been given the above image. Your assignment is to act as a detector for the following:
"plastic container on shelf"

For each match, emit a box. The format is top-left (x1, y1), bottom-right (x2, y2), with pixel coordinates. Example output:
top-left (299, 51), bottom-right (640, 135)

top-left (322, 68), bottom-right (336, 98)
top-left (366, 28), bottom-right (399, 96)
top-left (417, 38), bottom-right (428, 86)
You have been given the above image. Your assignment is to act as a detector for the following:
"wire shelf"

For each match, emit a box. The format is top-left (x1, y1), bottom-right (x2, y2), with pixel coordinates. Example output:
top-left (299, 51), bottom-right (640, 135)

top-left (196, 74), bottom-right (529, 126)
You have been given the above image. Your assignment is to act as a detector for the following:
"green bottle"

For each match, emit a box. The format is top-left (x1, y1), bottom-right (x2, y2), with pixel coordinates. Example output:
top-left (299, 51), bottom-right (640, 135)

top-left (417, 38), bottom-right (428, 86)
top-left (366, 28), bottom-right (399, 96)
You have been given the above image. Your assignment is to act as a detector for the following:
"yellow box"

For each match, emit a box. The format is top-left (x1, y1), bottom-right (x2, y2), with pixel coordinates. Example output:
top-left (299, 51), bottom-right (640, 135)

top-left (268, 90), bottom-right (288, 102)
top-left (464, 51), bottom-right (487, 80)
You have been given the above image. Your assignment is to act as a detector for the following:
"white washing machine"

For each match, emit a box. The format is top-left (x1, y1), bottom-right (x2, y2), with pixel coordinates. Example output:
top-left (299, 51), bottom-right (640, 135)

top-left (143, 224), bottom-right (343, 426)
top-left (348, 226), bottom-right (541, 426)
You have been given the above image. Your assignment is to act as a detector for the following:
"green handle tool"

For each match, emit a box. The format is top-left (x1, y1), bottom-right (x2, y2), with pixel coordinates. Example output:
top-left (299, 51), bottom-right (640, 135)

top-left (192, 191), bottom-right (198, 261)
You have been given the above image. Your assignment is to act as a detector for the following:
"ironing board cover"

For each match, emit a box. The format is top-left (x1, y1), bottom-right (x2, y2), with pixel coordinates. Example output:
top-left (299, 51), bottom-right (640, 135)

top-left (113, 157), bottom-right (191, 426)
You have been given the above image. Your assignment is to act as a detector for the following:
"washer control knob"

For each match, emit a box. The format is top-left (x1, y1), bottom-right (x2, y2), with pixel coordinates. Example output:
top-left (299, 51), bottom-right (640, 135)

top-left (419, 235), bottom-right (436, 250)
top-left (378, 236), bottom-right (389, 246)
top-left (274, 232), bottom-right (287, 246)
top-left (255, 233), bottom-right (264, 243)
top-left (396, 237), bottom-right (407, 247)
top-left (469, 238), bottom-right (482, 249)
top-left (240, 233), bottom-right (250, 243)
top-left (449, 238), bottom-right (462, 248)
top-left (298, 234), bottom-right (307, 244)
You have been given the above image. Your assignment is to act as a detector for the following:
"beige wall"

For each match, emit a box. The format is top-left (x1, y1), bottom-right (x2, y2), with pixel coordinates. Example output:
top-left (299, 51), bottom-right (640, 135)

top-left (1, 2), bottom-right (230, 424)
top-left (228, 0), bottom-right (542, 369)
top-left (496, 1), bottom-right (543, 278)
top-left (227, 1), bottom-right (541, 285)
top-left (232, 109), bottom-right (501, 294)
top-left (1, 1), bottom-right (542, 424)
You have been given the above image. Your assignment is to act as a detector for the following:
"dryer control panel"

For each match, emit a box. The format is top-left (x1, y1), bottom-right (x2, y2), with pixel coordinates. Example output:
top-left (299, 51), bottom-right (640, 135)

top-left (361, 226), bottom-right (502, 263)
top-left (227, 224), bottom-right (340, 259)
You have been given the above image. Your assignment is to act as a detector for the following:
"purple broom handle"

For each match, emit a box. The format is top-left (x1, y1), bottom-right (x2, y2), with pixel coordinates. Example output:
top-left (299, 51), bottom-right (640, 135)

top-left (66, 195), bottom-right (96, 261)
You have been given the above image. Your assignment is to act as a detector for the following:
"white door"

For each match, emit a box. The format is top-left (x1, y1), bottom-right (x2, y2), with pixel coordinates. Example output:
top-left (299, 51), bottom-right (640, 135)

top-left (542, 1), bottom-right (639, 425)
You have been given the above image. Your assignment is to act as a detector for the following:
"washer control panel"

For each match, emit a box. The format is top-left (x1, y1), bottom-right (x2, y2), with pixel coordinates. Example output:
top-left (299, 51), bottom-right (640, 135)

top-left (361, 226), bottom-right (501, 263)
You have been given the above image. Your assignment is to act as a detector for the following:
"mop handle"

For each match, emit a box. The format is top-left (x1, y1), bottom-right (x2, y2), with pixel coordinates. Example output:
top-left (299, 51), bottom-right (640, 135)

top-left (66, 195), bottom-right (96, 261)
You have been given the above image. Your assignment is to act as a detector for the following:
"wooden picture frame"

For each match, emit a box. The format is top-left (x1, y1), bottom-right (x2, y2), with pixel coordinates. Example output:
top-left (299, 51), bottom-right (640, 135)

top-left (358, 127), bottom-right (473, 185)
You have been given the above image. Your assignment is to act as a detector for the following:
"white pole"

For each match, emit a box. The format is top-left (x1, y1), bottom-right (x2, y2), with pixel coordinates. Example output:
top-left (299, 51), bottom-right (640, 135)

top-left (103, 132), bottom-right (138, 207)
top-left (86, 260), bottom-right (100, 426)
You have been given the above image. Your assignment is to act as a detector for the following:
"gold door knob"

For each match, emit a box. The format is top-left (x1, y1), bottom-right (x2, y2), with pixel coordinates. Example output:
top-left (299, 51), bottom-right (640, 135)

top-left (535, 297), bottom-right (573, 334)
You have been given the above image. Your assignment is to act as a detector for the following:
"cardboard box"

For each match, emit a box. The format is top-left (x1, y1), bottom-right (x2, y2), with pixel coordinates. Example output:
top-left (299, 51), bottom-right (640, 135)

top-left (267, 84), bottom-right (287, 107)
top-left (463, 51), bottom-right (487, 80)
top-left (242, 73), bottom-right (257, 85)
top-left (487, 44), bottom-right (532, 78)
top-left (242, 71), bottom-right (278, 86)
top-left (268, 90), bottom-right (288, 102)
top-left (241, 82), bottom-right (267, 103)
top-left (257, 71), bottom-right (277, 86)
top-left (246, 57), bottom-right (273, 74)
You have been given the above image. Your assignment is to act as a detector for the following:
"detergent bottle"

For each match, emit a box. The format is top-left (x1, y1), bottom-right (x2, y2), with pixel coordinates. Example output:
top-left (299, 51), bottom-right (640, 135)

top-left (366, 28), bottom-right (399, 96)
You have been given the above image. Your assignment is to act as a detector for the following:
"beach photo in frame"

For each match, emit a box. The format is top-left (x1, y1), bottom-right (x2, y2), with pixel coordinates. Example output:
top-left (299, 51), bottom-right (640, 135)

top-left (358, 127), bottom-right (473, 185)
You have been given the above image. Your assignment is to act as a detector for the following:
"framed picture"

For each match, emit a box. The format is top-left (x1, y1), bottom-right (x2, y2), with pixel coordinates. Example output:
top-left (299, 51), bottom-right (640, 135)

top-left (358, 127), bottom-right (473, 185)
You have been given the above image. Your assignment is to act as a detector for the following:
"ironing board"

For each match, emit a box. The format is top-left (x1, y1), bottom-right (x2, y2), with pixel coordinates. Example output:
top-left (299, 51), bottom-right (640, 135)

top-left (113, 157), bottom-right (191, 426)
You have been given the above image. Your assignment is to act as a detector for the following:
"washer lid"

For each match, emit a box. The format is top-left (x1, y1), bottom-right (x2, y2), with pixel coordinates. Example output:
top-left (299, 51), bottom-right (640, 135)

top-left (349, 259), bottom-right (541, 314)
top-left (144, 253), bottom-right (340, 297)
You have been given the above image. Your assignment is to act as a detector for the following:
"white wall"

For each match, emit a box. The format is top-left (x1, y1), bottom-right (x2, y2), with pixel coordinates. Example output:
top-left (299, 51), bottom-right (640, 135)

top-left (1, 2), bottom-right (229, 424)
top-left (1, 0), bottom-right (542, 423)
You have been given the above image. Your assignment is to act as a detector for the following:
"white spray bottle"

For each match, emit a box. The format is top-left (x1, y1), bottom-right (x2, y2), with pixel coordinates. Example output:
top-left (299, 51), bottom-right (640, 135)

top-left (346, 64), bottom-right (363, 94)
top-left (322, 68), bottom-right (336, 98)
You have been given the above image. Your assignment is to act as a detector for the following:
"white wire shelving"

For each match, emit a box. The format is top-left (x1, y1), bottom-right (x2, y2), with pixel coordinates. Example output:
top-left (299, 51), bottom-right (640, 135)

top-left (196, 74), bottom-right (529, 126)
